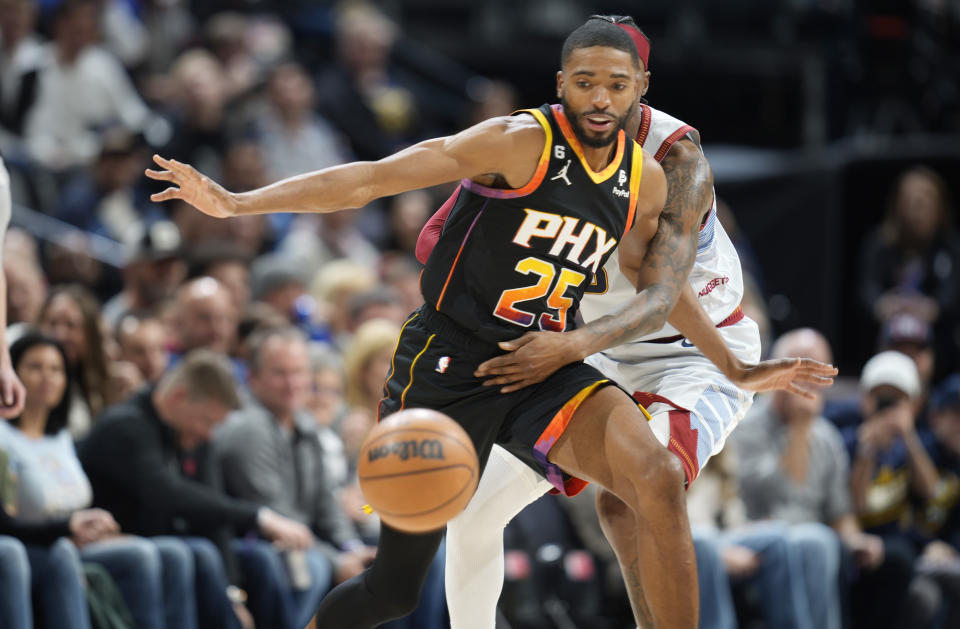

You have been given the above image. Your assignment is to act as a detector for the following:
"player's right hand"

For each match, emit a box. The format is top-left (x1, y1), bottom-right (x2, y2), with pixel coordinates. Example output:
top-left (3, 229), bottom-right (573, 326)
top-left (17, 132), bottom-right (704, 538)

top-left (145, 155), bottom-right (236, 218)
top-left (728, 357), bottom-right (837, 399)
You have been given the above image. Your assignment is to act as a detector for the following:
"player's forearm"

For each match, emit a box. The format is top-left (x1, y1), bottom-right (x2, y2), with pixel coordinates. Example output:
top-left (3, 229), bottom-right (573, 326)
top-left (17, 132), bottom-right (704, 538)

top-left (232, 162), bottom-right (379, 216)
top-left (667, 284), bottom-right (739, 377)
top-left (567, 282), bottom-right (677, 358)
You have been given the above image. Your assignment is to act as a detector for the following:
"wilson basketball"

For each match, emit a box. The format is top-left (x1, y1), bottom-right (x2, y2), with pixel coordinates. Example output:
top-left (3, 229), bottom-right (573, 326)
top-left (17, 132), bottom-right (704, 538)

top-left (358, 408), bottom-right (479, 533)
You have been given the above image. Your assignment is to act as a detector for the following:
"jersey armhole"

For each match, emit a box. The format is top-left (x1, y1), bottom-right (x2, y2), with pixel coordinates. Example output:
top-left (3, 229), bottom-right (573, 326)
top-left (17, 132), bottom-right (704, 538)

top-left (459, 109), bottom-right (553, 199)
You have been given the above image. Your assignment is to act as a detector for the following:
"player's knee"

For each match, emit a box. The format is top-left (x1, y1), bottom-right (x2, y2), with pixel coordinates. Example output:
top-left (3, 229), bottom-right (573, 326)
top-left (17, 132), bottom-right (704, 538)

top-left (632, 444), bottom-right (686, 502)
top-left (595, 488), bottom-right (630, 526)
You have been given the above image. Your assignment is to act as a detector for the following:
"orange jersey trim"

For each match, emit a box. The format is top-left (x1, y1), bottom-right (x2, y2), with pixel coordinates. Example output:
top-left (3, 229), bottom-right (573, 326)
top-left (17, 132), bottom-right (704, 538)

top-left (460, 108), bottom-right (552, 199)
top-left (550, 105), bottom-right (625, 185)
top-left (623, 142), bottom-right (644, 238)
top-left (377, 313), bottom-right (420, 421)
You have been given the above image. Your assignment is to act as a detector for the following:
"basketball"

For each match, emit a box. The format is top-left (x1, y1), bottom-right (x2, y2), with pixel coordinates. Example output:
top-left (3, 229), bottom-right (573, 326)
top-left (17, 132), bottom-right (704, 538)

top-left (358, 408), bottom-right (479, 533)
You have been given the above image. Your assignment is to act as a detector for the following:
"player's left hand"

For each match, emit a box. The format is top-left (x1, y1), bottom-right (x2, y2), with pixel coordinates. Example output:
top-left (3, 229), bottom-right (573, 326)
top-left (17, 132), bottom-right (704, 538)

top-left (729, 357), bottom-right (837, 399)
top-left (475, 331), bottom-right (579, 393)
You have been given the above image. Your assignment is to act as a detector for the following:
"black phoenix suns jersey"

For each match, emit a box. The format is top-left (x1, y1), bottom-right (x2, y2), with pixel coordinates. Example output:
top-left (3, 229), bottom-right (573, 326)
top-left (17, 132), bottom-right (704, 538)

top-left (420, 103), bottom-right (644, 344)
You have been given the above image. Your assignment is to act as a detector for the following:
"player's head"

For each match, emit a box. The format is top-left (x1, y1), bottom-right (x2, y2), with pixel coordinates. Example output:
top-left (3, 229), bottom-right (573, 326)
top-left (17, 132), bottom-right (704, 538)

top-left (557, 16), bottom-right (646, 148)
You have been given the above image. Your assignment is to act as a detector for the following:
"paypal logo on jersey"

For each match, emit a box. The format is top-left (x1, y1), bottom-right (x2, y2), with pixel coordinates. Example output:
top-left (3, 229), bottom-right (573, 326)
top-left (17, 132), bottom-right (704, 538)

top-left (511, 209), bottom-right (617, 274)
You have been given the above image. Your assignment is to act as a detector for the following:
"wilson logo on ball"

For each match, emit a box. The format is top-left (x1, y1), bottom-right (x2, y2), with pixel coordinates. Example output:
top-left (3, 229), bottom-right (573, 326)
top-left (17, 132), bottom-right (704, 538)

top-left (368, 439), bottom-right (446, 463)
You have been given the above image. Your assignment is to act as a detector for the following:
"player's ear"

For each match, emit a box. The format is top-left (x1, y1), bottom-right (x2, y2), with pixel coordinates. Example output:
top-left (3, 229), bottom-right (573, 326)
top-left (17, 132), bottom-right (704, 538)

top-left (640, 70), bottom-right (651, 99)
top-left (556, 70), bottom-right (564, 99)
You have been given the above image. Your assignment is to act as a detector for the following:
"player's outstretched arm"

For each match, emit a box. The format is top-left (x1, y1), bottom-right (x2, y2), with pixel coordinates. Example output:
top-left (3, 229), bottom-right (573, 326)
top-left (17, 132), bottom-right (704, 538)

top-left (668, 284), bottom-right (837, 398)
top-left (145, 116), bottom-right (545, 218)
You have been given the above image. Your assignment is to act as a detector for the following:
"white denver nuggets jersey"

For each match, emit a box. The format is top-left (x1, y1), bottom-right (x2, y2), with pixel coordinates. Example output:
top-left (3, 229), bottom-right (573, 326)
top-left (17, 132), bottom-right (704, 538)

top-left (579, 105), bottom-right (745, 359)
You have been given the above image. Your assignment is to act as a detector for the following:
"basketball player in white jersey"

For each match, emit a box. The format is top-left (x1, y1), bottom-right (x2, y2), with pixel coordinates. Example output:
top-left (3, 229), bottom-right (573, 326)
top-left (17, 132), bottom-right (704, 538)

top-left (0, 155), bottom-right (26, 419)
top-left (421, 16), bottom-right (830, 628)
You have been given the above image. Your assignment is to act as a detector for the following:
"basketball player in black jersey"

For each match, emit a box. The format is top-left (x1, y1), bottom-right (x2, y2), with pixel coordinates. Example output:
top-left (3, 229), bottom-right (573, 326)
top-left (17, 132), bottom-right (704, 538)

top-left (149, 20), bottom-right (697, 628)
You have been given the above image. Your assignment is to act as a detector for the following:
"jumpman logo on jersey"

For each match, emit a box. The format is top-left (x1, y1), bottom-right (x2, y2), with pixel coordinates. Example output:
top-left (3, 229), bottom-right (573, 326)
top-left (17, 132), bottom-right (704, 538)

top-left (551, 160), bottom-right (572, 186)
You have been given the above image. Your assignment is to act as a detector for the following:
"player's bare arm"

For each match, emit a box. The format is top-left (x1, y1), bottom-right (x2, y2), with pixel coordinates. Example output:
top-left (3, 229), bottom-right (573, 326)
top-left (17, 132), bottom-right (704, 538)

top-left (145, 114), bottom-right (546, 217)
top-left (669, 284), bottom-right (837, 397)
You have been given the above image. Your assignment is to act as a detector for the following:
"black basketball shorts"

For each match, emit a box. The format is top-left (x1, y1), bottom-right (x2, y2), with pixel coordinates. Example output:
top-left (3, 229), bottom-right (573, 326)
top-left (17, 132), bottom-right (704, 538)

top-left (378, 304), bottom-right (617, 496)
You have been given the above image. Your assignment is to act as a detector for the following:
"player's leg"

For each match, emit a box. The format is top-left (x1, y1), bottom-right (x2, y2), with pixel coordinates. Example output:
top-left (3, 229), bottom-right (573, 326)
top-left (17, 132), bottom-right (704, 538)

top-left (547, 385), bottom-right (697, 629)
top-left (313, 525), bottom-right (444, 627)
top-left (445, 445), bottom-right (552, 629)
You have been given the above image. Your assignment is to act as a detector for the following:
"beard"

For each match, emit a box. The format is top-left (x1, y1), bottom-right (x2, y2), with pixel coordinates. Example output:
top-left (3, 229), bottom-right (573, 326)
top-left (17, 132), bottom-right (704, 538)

top-left (560, 94), bottom-right (634, 149)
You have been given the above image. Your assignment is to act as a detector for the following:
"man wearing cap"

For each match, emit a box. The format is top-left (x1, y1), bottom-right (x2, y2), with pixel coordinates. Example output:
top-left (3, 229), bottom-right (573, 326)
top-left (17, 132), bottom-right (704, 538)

top-left (102, 220), bottom-right (187, 327)
top-left (845, 350), bottom-right (940, 628)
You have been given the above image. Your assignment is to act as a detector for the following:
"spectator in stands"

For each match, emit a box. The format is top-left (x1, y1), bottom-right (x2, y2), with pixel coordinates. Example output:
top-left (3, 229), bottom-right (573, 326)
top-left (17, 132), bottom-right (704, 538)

top-left (307, 345), bottom-right (349, 491)
top-left (0, 0), bottom-right (44, 159)
top-left (343, 318), bottom-right (401, 415)
top-left (347, 288), bottom-right (407, 332)
top-left (315, 1), bottom-right (421, 161)
top-left (24, 0), bottom-right (151, 172)
top-left (102, 219), bottom-right (186, 327)
top-left (913, 374), bottom-right (960, 628)
top-left (215, 327), bottom-right (374, 629)
top-left (685, 447), bottom-right (814, 629)
top-left (36, 284), bottom-right (108, 438)
top-left (188, 245), bottom-right (252, 314)
top-left (844, 350), bottom-right (940, 628)
top-left (858, 165), bottom-right (960, 376)
top-left (732, 329), bottom-right (886, 629)
top-left (173, 276), bottom-right (237, 357)
top-left (880, 313), bottom-right (937, 409)
top-left (250, 254), bottom-right (308, 324)
top-left (0, 332), bottom-right (192, 629)
top-left (309, 259), bottom-right (377, 347)
top-left (381, 253), bottom-right (424, 317)
top-left (55, 129), bottom-right (160, 241)
top-left (116, 313), bottom-right (169, 383)
top-left (79, 349), bottom-right (314, 629)
top-left (386, 191), bottom-right (433, 255)
top-left (159, 48), bottom-right (235, 180)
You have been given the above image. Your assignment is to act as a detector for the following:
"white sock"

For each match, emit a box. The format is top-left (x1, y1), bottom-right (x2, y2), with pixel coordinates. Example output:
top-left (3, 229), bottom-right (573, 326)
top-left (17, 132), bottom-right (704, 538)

top-left (446, 445), bottom-right (552, 629)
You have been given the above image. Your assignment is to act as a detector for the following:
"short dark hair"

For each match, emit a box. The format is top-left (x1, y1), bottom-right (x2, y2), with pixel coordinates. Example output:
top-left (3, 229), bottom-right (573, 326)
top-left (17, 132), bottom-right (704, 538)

top-left (246, 326), bottom-right (308, 373)
top-left (9, 332), bottom-right (73, 436)
top-left (159, 349), bottom-right (241, 410)
top-left (561, 18), bottom-right (640, 68)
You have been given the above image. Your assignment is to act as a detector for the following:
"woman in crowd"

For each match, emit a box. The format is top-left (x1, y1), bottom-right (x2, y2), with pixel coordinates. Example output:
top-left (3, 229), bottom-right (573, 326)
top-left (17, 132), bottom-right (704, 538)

top-left (0, 332), bottom-right (194, 629)
top-left (35, 285), bottom-right (110, 438)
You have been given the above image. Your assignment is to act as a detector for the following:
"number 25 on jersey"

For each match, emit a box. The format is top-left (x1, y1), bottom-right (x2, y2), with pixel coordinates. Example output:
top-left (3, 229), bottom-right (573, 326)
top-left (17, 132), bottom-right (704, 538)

top-left (493, 257), bottom-right (585, 332)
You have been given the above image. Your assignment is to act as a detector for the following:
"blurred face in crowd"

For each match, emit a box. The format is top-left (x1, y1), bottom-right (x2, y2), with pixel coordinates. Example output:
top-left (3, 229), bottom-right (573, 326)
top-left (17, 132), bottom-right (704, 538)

top-left (16, 344), bottom-right (67, 414)
top-left (309, 367), bottom-right (346, 428)
top-left (125, 256), bottom-right (187, 308)
top-left (931, 408), bottom-right (960, 457)
top-left (771, 329), bottom-right (833, 421)
top-left (862, 385), bottom-right (914, 450)
top-left (887, 340), bottom-right (934, 393)
top-left (558, 46), bottom-right (641, 149)
top-left (175, 278), bottom-right (237, 355)
top-left (4, 259), bottom-right (46, 325)
top-left (117, 317), bottom-right (170, 383)
top-left (894, 170), bottom-right (944, 245)
top-left (268, 63), bottom-right (315, 119)
top-left (249, 335), bottom-right (311, 421)
top-left (262, 282), bottom-right (305, 322)
top-left (361, 346), bottom-right (393, 404)
top-left (0, 0), bottom-right (35, 46)
top-left (206, 260), bottom-right (250, 312)
top-left (389, 191), bottom-right (431, 253)
top-left (166, 385), bottom-right (230, 451)
top-left (38, 293), bottom-right (86, 367)
top-left (53, 1), bottom-right (100, 60)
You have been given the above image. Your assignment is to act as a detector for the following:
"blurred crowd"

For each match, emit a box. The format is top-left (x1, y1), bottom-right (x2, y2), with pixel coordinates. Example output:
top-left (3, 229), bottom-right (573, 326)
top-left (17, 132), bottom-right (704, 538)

top-left (0, 1), bottom-right (958, 629)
